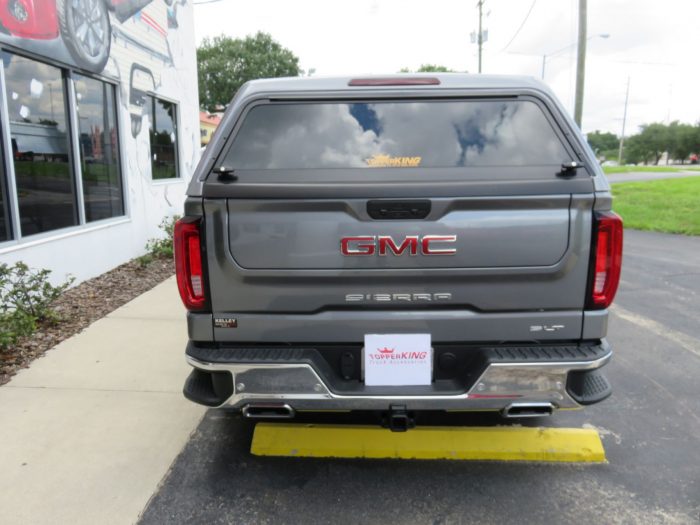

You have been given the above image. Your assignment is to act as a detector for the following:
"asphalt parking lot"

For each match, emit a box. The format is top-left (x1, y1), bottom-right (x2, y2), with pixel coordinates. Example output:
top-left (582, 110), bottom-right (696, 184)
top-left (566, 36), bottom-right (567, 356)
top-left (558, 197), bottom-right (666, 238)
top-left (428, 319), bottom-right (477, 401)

top-left (606, 170), bottom-right (700, 184)
top-left (139, 229), bottom-right (700, 525)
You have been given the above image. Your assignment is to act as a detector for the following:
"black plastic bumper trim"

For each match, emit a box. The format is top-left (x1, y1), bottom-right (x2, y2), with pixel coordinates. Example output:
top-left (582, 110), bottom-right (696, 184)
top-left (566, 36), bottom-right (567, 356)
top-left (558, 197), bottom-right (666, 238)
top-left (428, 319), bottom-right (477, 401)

top-left (566, 368), bottom-right (612, 405)
top-left (183, 368), bottom-right (233, 407)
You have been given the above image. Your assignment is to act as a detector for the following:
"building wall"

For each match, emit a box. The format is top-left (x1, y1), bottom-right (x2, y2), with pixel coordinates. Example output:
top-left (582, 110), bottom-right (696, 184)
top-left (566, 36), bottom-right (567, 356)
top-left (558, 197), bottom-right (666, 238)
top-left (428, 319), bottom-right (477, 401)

top-left (0, 0), bottom-right (200, 285)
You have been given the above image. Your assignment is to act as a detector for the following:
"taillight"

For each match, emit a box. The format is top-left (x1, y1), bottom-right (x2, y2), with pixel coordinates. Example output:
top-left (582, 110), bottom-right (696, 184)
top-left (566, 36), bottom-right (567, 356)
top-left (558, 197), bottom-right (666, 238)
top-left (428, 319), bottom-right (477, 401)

top-left (587, 211), bottom-right (623, 309)
top-left (174, 217), bottom-right (206, 310)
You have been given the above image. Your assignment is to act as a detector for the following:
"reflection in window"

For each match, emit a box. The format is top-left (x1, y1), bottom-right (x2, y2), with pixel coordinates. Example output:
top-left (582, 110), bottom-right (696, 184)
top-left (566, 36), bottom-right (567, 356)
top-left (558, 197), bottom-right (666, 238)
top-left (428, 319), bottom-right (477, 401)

top-left (2, 52), bottom-right (77, 236)
top-left (0, 123), bottom-right (10, 241)
top-left (74, 75), bottom-right (124, 222)
top-left (225, 100), bottom-right (571, 170)
top-left (148, 97), bottom-right (179, 179)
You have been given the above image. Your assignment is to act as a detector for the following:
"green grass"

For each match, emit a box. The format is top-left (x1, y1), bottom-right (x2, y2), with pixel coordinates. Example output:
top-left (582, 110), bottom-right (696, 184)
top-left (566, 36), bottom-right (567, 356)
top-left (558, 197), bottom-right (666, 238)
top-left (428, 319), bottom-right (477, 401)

top-left (603, 165), bottom-right (700, 174)
top-left (14, 160), bottom-right (71, 179)
top-left (152, 164), bottom-right (178, 180)
top-left (14, 160), bottom-right (118, 183)
top-left (612, 177), bottom-right (700, 235)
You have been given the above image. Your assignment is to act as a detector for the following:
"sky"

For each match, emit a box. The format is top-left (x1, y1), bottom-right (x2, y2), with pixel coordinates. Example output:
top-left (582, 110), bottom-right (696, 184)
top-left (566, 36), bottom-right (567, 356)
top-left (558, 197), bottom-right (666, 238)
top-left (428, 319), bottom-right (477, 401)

top-left (192, 0), bottom-right (700, 136)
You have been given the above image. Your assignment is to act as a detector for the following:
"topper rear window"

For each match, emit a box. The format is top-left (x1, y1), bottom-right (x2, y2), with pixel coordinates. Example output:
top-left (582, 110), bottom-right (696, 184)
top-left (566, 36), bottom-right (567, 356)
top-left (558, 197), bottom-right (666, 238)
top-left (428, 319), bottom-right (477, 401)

top-left (221, 99), bottom-right (571, 170)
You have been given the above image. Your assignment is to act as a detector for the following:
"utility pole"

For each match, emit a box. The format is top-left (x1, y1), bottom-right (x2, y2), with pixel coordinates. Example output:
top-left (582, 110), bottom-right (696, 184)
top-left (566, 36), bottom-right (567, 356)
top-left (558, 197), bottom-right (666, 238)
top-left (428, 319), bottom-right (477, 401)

top-left (617, 77), bottom-right (630, 165)
top-left (573, 0), bottom-right (587, 128)
top-left (477, 0), bottom-right (484, 73)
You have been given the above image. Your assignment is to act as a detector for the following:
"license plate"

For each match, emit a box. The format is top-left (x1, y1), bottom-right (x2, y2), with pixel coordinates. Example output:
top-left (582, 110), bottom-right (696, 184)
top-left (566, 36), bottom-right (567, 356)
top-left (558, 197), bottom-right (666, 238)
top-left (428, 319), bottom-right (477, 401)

top-left (363, 333), bottom-right (432, 386)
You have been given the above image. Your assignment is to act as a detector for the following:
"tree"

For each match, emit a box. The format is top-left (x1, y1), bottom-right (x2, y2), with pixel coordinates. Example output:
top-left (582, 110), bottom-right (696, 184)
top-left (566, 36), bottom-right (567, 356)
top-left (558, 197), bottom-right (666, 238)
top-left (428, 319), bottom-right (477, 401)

top-left (622, 123), bottom-right (669, 165)
top-left (622, 134), bottom-right (647, 165)
top-left (400, 64), bottom-right (457, 73)
top-left (620, 121), bottom-right (700, 165)
top-left (197, 32), bottom-right (301, 111)
top-left (586, 130), bottom-right (619, 157)
top-left (667, 121), bottom-right (697, 164)
top-left (637, 123), bottom-right (669, 165)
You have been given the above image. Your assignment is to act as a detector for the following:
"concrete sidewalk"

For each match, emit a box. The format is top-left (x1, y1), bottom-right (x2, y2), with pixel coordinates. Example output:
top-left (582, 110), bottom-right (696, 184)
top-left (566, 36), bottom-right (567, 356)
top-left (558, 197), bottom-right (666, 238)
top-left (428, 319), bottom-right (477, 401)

top-left (0, 277), bottom-right (204, 525)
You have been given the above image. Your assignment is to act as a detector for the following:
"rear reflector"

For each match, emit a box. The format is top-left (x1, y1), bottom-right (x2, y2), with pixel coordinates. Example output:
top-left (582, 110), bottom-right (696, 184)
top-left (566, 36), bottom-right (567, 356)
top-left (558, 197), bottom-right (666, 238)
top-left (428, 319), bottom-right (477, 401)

top-left (174, 217), bottom-right (206, 311)
top-left (348, 77), bottom-right (441, 86)
top-left (588, 211), bottom-right (623, 309)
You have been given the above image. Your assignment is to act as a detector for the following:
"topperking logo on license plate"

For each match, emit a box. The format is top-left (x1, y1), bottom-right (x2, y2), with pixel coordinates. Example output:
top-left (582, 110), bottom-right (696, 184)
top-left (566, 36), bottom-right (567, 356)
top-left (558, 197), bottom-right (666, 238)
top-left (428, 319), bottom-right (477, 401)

top-left (364, 334), bottom-right (432, 386)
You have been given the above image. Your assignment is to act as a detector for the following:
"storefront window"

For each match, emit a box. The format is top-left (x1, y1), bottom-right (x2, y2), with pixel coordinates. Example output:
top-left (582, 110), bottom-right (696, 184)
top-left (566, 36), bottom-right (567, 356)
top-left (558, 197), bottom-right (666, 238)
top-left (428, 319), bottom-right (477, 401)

top-left (149, 97), bottom-right (179, 180)
top-left (2, 52), bottom-right (77, 236)
top-left (74, 75), bottom-right (124, 222)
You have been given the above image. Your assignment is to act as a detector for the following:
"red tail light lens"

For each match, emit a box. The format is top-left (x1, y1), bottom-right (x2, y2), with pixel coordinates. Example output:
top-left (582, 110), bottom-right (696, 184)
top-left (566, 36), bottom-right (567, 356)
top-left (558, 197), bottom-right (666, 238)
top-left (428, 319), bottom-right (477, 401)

top-left (588, 211), bottom-right (623, 309)
top-left (174, 217), bottom-right (206, 310)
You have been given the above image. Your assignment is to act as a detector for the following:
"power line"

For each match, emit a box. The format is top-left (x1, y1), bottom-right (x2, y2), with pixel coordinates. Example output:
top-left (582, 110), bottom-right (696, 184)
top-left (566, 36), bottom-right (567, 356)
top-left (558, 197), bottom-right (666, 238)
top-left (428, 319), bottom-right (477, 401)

top-left (501, 0), bottom-right (537, 51)
top-left (193, 0), bottom-right (226, 5)
top-left (612, 59), bottom-right (675, 67)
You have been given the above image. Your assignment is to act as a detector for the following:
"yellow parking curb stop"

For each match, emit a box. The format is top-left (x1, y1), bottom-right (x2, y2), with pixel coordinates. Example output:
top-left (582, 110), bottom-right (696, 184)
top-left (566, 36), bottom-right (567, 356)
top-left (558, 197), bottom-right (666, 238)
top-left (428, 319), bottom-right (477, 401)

top-left (251, 423), bottom-right (606, 463)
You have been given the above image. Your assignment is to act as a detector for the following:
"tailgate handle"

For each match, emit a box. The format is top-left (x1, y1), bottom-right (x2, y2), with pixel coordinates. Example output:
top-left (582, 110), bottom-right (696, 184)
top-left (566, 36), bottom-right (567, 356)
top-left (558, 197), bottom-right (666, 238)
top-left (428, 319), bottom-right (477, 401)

top-left (367, 200), bottom-right (431, 220)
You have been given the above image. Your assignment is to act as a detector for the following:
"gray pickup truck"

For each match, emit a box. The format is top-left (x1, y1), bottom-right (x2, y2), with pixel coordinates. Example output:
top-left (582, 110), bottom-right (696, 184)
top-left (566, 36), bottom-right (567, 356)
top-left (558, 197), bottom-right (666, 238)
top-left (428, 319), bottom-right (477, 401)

top-left (176, 74), bottom-right (622, 430)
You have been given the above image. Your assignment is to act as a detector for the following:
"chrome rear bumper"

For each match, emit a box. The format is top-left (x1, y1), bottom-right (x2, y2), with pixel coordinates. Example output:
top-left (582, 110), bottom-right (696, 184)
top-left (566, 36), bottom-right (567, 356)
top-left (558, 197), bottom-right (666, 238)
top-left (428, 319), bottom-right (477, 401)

top-left (184, 342), bottom-right (612, 413)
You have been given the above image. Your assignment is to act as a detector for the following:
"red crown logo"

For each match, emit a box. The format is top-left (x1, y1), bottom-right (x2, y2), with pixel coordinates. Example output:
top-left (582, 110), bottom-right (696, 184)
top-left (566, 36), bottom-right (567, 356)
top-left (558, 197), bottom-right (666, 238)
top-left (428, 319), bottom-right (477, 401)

top-left (378, 347), bottom-right (395, 354)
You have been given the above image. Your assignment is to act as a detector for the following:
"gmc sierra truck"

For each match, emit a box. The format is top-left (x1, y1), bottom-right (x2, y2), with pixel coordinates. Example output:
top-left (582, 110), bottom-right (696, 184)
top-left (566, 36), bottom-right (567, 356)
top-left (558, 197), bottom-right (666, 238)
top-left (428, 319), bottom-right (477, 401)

top-left (176, 74), bottom-right (623, 430)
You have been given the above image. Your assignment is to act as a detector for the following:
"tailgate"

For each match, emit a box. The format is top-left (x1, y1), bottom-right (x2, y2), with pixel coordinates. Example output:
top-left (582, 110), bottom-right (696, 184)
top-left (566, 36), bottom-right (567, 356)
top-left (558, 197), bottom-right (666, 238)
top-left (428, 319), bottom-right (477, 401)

top-left (227, 196), bottom-right (571, 270)
top-left (205, 192), bottom-right (592, 314)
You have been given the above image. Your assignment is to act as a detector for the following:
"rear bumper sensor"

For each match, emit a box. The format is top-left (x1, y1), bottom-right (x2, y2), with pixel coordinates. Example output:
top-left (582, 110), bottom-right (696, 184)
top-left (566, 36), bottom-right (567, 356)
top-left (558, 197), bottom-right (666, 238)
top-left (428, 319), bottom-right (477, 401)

top-left (183, 341), bottom-right (612, 414)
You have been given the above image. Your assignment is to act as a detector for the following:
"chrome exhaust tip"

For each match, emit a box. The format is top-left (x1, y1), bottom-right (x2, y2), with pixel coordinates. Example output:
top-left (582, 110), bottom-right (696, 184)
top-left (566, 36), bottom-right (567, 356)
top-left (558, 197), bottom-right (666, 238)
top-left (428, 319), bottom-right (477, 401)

top-left (502, 402), bottom-right (554, 418)
top-left (241, 403), bottom-right (295, 419)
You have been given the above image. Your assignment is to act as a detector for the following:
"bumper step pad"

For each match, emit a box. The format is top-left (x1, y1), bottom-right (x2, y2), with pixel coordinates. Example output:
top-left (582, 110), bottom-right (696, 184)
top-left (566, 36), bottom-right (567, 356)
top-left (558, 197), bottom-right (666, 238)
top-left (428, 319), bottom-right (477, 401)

top-left (183, 368), bottom-right (232, 407)
top-left (186, 341), bottom-right (611, 366)
top-left (567, 369), bottom-right (612, 405)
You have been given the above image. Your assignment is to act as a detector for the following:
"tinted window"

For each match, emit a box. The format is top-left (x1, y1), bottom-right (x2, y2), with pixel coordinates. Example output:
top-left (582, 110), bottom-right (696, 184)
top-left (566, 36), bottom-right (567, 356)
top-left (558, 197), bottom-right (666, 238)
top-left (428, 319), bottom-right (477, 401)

top-left (2, 52), bottom-right (77, 236)
top-left (149, 97), bottom-right (179, 180)
top-left (224, 100), bottom-right (570, 170)
top-left (74, 75), bottom-right (124, 222)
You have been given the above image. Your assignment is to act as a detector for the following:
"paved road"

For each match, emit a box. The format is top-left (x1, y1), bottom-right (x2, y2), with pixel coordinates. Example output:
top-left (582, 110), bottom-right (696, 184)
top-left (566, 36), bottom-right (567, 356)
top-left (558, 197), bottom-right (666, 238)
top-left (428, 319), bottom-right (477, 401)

top-left (140, 230), bottom-right (700, 525)
top-left (606, 171), bottom-right (700, 183)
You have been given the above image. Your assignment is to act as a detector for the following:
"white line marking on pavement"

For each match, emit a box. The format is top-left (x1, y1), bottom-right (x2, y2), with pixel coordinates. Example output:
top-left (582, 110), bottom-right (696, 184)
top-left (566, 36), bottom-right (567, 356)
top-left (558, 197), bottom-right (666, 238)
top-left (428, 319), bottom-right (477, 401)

top-left (611, 305), bottom-right (700, 359)
top-left (582, 423), bottom-right (622, 445)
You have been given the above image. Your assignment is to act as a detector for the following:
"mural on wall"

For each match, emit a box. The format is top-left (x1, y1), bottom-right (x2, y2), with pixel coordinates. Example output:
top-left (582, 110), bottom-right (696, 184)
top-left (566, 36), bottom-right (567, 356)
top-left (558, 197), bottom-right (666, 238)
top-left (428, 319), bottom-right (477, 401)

top-left (0, 0), bottom-right (199, 284)
top-left (0, 0), bottom-right (187, 137)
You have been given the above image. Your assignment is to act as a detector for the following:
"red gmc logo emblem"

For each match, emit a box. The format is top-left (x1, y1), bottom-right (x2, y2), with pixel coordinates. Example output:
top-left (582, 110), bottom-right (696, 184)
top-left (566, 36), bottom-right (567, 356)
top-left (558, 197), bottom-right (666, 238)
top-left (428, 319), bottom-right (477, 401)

top-left (340, 235), bottom-right (457, 256)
